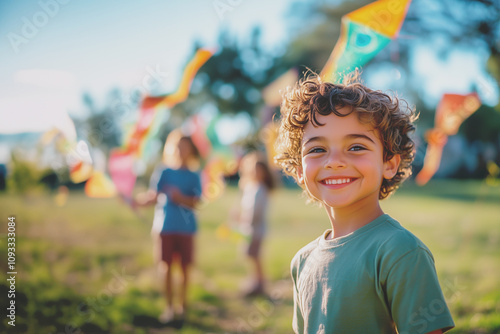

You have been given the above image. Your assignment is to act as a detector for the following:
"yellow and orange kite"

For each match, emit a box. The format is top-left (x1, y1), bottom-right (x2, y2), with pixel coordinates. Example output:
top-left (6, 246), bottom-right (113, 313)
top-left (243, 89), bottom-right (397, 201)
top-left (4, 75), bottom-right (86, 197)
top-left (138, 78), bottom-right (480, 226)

top-left (321, 0), bottom-right (412, 83)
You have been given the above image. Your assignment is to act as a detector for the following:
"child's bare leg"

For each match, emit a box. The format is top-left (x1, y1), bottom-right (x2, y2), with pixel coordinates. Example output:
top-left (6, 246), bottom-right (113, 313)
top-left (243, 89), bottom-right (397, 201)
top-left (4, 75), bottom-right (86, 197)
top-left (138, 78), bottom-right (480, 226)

top-left (180, 264), bottom-right (190, 315)
top-left (158, 262), bottom-right (175, 323)
top-left (164, 263), bottom-right (174, 308)
top-left (250, 256), bottom-right (264, 286)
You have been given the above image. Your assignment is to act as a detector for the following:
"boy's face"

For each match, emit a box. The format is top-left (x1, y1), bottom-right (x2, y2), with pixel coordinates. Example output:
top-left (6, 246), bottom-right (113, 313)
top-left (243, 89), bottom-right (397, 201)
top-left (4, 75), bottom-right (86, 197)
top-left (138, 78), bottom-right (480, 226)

top-left (297, 109), bottom-right (399, 212)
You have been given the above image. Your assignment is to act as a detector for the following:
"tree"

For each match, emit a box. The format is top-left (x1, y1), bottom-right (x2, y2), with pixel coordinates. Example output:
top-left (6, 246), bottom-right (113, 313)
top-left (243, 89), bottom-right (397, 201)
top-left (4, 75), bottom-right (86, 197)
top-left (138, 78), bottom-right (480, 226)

top-left (74, 89), bottom-right (136, 154)
top-left (176, 28), bottom-right (278, 118)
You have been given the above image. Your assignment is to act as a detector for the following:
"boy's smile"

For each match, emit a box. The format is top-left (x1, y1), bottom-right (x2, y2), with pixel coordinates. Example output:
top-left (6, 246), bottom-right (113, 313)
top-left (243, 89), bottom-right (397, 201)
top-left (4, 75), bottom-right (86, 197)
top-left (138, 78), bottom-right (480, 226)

top-left (320, 177), bottom-right (355, 187)
top-left (297, 109), bottom-right (400, 217)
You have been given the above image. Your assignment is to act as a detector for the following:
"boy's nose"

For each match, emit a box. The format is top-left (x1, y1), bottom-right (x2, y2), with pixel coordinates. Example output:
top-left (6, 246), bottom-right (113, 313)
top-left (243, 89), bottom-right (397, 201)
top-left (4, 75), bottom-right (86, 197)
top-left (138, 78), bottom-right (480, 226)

top-left (324, 151), bottom-right (346, 169)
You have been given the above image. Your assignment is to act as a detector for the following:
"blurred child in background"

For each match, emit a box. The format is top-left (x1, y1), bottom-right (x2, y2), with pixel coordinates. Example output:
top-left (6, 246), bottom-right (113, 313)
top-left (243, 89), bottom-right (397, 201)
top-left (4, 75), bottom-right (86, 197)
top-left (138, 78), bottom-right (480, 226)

top-left (236, 152), bottom-right (275, 297)
top-left (135, 130), bottom-right (202, 323)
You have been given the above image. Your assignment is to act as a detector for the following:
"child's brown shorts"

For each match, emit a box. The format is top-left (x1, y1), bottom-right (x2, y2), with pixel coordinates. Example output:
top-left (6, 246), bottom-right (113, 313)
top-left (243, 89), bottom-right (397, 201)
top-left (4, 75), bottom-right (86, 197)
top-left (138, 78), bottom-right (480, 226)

top-left (159, 234), bottom-right (194, 266)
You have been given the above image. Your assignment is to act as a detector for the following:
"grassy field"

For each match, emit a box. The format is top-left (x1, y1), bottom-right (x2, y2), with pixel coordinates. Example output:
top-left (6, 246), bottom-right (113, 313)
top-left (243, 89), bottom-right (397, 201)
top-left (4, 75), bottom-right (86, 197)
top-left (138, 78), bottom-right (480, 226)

top-left (0, 179), bottom-right (499, 334)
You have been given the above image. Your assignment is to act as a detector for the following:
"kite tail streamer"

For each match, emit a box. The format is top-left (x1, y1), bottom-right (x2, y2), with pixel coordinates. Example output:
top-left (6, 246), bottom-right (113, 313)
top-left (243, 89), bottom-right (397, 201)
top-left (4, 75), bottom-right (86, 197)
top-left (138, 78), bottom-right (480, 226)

top-left (106, 48), bottom-right (214, 215)
top-left (415, 129), bottom-right (448, 186)
top-left (415, 93), bottom-right (481, 185)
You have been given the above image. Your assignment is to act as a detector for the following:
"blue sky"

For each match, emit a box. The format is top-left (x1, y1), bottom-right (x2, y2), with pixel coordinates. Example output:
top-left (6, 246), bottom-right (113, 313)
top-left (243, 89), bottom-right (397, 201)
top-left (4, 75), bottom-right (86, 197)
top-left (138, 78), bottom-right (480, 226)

top-left (0, 0), bottom-right (498, 137)
top-left (0, 0), bottom-right (290, 134)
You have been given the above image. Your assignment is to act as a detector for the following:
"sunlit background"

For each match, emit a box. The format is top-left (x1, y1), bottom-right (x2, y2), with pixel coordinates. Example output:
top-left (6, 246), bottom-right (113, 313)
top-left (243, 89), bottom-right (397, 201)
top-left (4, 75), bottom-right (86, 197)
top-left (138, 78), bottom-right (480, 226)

top-left (0, 0), bottom-right (499, 333)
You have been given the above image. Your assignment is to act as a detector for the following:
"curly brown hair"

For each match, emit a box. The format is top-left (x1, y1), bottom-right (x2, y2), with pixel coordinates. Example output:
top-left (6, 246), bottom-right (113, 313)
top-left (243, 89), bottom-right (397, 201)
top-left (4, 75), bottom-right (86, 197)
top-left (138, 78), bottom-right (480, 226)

top-left (275, 72), bottom-right (418, 200)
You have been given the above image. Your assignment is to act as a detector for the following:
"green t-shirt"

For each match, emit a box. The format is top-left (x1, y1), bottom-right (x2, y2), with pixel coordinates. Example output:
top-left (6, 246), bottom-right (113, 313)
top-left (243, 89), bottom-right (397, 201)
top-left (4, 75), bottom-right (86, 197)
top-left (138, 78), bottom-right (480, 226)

top-left (291, 214), bottom-right (454, 334)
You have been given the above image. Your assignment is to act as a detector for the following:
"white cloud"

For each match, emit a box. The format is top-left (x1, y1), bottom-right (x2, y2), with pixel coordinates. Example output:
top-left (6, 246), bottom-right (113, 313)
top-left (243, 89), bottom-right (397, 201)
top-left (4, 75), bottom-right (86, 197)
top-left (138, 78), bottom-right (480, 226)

top-left (14, 69), bottom-right (77, 90)
top-left (0, 95), bottom-right (76, 138)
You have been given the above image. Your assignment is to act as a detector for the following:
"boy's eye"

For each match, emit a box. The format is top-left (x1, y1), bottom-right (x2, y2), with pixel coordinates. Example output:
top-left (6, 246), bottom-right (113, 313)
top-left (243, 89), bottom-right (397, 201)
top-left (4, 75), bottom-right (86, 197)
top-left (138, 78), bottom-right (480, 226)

top-left (348, 145), bottom-right (366, 152)
top-left (307, 147), bottom-right (325, 154)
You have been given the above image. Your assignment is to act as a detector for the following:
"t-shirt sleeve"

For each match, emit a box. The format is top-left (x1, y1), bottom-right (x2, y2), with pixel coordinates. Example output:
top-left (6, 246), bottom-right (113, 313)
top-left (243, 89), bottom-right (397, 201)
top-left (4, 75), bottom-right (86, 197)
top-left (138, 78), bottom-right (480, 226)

top-left (156, 169), bottom-right (170, 193)
top-left (149, 166), bottom-right (165, 191)
top-left (291, 258), bottom-right (304, 334)
top-left (384, 247), bottom-right (455, 334)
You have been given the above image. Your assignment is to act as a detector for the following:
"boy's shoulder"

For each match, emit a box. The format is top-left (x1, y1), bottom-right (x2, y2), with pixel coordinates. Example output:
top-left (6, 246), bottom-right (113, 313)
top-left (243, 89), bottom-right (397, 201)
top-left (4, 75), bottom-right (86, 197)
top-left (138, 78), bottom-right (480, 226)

top-left (290, 232), bottom-right (326, 272)
top-left (291, 215), bottom-right (433, 271)
top-left (376, 215), bottom-right (432, 259)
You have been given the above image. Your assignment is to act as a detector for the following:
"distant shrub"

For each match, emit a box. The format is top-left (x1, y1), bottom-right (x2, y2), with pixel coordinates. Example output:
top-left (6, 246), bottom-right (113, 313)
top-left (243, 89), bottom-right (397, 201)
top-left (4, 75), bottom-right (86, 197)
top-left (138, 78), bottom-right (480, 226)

top-left (7, 151), bottom-right (44, 194)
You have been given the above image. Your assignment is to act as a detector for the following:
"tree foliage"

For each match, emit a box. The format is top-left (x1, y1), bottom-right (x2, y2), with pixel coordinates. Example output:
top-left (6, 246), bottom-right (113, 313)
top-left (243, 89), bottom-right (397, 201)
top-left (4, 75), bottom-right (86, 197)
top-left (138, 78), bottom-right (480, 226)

top-left (175, 28), bottom-right (279, 118)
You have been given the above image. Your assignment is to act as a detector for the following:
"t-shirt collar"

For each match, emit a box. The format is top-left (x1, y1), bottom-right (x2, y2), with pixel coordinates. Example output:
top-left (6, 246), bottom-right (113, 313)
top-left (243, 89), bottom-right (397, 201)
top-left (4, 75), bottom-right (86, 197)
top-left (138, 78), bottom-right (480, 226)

top-left (319, 214), bottom-right (390, 248)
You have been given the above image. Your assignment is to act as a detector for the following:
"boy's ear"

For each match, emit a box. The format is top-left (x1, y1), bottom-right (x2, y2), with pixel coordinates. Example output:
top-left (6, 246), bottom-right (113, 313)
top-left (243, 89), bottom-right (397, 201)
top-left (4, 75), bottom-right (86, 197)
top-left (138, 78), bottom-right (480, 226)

top-left (383, 154), bottom-right (401, 180)
top-left (297, 166), bottom-right (304, 184)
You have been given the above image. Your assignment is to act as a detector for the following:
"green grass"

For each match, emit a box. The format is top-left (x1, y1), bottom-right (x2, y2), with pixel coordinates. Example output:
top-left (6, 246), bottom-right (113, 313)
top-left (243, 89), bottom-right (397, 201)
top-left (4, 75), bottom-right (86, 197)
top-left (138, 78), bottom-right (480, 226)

top-left (0, 179), bottom-right (499, 333)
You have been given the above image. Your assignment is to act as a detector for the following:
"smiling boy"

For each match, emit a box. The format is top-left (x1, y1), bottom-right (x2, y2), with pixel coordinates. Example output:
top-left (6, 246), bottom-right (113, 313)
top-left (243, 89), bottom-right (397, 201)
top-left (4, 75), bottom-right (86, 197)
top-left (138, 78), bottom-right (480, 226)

top-left (275, 73), bottom-right (455, 334)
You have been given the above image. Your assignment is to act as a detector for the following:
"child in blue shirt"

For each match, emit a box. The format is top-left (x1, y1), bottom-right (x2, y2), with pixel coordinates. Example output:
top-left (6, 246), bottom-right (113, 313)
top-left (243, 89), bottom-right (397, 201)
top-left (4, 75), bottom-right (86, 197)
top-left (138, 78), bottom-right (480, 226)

top-left (275, 72), bottom-right (455, 334)
top-left (136, 131), bottom-right (201, 323)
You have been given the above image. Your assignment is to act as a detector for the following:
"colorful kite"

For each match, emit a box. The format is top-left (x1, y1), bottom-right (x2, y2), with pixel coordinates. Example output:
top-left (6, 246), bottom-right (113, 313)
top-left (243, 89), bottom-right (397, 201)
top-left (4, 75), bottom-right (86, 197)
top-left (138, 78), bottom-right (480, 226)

top-left (84, 171), bottom-right (117, 198)
top-left (141, 49), bottom-right (214, 110)
top-left (253, 68), bottom-right (300, 171)
top-left (39, 127), bottom-right (94, 184)
top-left (201, 154), bottom-right (238, 201)
top-left (109, 48), bottom-right (214, 199)
top-left (216, 224), bottom-right (249, 243)
top-left (262, 68), bottom-right (299, 108)
top-left (260, 122), bottom-right (279, 169)
top-left (321, 0), bottom-right (412, 82)
top-left (121, 48), bottom-right (214, 158)
top-left (415, 93), bottom-right (481, 185)
top-left (108, 151), bottom-right (136, 198)
top-left (197, 116), bottom-right (238, 200)
top-left (69, 160), bottom-right (94, 184)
